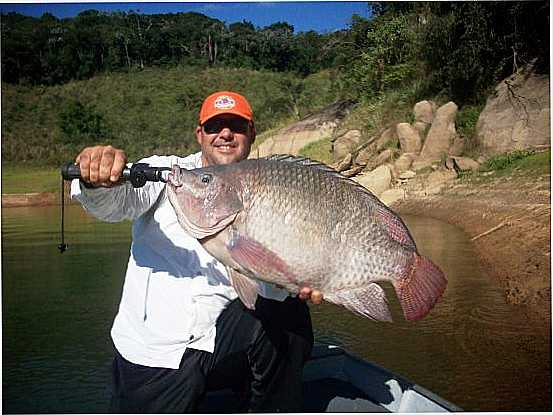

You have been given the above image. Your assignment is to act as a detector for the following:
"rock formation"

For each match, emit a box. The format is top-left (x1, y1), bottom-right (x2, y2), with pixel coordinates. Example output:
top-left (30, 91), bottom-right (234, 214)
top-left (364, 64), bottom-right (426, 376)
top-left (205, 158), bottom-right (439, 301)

top-left (475, 65), bottom-right (550, 155)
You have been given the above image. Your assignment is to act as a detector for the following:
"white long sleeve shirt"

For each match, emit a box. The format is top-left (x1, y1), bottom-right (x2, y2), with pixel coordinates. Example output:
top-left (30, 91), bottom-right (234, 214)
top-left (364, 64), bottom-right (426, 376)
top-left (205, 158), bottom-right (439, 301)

top-left (71, 152), bottom-right (288, 369)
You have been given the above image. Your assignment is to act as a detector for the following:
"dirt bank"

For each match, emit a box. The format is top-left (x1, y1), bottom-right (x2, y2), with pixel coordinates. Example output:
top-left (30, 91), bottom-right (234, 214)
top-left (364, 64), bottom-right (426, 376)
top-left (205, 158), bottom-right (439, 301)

top-left (393, 172), bottom-right (551, 331)
top-left (1, 192), bottom-right (60, 208)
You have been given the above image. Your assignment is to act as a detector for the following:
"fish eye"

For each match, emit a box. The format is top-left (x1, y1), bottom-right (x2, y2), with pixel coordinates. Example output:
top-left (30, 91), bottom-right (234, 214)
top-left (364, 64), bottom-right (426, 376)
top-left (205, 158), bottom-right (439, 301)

top-left (200, 174), bottom-right (212, 184)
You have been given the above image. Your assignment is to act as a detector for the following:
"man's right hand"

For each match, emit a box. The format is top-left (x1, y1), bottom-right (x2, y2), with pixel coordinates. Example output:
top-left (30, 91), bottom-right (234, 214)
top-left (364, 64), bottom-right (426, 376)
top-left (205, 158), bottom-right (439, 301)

top-left (75, 145), bottom-right (127, 187)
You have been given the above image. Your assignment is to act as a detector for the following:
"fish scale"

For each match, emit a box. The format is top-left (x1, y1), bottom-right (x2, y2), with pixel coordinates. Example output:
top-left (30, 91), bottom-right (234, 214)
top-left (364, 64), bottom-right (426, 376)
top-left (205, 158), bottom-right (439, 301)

top-left (167, 155), bottom-right (447, 322)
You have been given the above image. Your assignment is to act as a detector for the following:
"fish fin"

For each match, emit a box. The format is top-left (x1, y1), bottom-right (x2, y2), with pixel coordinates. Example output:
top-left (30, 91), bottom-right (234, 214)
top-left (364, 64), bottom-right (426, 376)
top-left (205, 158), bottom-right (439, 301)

top-left (227, 235), bottom-right (297, 287)
top-left (372, 202), bottom-right (416, 250)
top-left (393, 253), bottom-right (447, 321)
top-left (326, 283), bottom-right (393, 322)
top-left (264, 154), bottom-right (341, 174)
top-left (227, 267), bottom-right (258, 310)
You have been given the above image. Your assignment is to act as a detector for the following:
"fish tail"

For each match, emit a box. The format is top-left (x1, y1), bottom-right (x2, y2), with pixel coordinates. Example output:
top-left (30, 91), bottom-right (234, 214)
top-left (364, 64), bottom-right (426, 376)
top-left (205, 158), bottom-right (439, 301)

top-left (393, 253), bottom-right (447, 321)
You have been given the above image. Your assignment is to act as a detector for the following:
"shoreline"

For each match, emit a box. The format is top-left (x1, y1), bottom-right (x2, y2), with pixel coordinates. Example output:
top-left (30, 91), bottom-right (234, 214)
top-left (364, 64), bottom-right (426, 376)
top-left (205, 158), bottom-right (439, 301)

top-left (394, 172), bottom-right (551, 332)
top-left (2, 192), bottom-right (60, 208)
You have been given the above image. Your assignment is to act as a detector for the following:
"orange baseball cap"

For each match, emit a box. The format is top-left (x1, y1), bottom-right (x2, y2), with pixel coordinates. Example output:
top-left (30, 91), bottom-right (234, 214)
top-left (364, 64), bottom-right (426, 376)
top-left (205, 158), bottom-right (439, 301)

top-left (199, 91), bottom-right (254, 125)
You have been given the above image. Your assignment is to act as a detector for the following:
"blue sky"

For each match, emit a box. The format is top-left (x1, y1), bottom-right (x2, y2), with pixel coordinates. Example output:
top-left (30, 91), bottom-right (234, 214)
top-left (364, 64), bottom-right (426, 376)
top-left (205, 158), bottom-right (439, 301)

top-left (0, 2), bottom-right (371, 33)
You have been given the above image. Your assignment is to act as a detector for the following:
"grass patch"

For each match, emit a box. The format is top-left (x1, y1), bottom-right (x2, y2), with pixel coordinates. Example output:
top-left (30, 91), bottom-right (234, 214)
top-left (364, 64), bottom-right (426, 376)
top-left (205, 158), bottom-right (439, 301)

top-left (481, 149), bottom-right (550, 176)
top-left (298, 136), bottom-right (333, 165)
top-left (456, 104), bottom-right (483, 138)
top-left (2, 165), bottom-right (60, 194)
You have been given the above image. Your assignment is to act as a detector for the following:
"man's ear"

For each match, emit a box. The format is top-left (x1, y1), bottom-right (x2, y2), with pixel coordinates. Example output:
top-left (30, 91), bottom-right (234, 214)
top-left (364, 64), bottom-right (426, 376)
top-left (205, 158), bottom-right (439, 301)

top-left (195, 125), bottom-right (203, 145)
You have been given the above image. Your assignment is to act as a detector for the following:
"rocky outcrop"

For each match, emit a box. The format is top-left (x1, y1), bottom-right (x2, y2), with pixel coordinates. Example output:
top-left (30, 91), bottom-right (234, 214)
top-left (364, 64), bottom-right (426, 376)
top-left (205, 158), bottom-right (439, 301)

top-left (354, 146), bottom-right (374, 167)
top-left (396, 123), bottom-right (422, 153)
top-left (413, 100), bottom-right (437, 124)
top-left (352, 165), bottom-right (392, 196)
top-left (379, 188), bottom-right (406, 206)
top-left (475, 66), bottom-right (550, 155)
top-left (451, 156), bottom-right (480, 171)
top-left (419, 101), bottom-right (459, 163)
top-left (330, 153), bottom-right (353, 172)
top-left (394, 153), bottom-right (414, 173)
top-left (333, 130), bottom-right (362, 161)
top-left (254, 100), bottom-right (355, 157)
top-left (375, 127), bottom-right (396, 151)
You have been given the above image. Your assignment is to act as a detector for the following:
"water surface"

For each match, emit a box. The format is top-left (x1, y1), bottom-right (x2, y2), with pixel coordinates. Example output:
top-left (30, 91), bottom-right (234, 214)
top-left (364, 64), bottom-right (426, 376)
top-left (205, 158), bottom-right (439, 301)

top-left (2, 206), bottom-right (551, 412)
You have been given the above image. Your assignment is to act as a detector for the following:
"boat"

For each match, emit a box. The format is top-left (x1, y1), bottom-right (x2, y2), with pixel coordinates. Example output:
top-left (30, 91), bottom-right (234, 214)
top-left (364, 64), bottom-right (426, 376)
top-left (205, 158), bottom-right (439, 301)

top-left (199, 343), bottom-right (461, 412)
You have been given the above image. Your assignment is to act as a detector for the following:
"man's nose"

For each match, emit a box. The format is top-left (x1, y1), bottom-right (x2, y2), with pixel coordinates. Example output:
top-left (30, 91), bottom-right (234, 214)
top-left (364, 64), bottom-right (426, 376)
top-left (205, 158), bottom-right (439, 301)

top-left (218, 128), bottom-right (233, 140)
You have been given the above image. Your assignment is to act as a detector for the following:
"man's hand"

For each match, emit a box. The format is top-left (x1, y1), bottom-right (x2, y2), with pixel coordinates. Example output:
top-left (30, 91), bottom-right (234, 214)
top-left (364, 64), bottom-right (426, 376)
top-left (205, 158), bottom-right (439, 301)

top-left (298, 287), bottom-right (323, 304)
top-left (76, 145), bottom-right (127, 187)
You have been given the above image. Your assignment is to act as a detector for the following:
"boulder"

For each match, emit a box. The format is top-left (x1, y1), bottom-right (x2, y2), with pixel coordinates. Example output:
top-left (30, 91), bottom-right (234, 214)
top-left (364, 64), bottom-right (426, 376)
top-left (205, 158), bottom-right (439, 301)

top-left (426, 169), bottom-right (457, 195)
top-left (452, 156), bottom-right (480, 171)
top-left (375, 149), bottom-right (394, 166)
top-left (475, 66), bottom-right (550, 155)
top-left (413, 100), bottom-right (437, 124)
top-left (341, 165), bottom-right (364, 177)
top-left (333, 130), bottom-right (362, 161)
top-left (330, 153), bottom-right (352, 172)
top-left (254, 100), bottom-right (355, 157)
top-left (449, 135), bottom-right (466, 156)
top-left (379, 188), bottom-right (406, 207)
top-left (375, 127), bottom-right (396, 151)
top-left (412, 121), bottom-right (429, 138)
top-left (444, 157), bottom-right (457, 171)
top-left (396, 123), bottom-right (422, 153)
top-left (353, 165), bottom-right (392, 196)
top-left (398, 170), bottom-right (416, 180)
top-left (354, 145), bottom-right (376, 166)
top-left (394, 153), bottom-right (414, 173)
top-left (419, 101), bottom-right (458, 162)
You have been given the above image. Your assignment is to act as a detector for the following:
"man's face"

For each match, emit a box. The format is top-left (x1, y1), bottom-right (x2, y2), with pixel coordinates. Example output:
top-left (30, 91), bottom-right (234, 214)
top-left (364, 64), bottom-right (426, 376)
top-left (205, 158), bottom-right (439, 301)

top-left (196, 114), bottom-right (255, 166)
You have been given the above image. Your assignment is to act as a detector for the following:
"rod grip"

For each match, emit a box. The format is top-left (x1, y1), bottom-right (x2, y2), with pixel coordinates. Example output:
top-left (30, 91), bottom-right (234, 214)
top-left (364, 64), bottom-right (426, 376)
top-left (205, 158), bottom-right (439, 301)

top-left (61, 163), bottom-right (82, 181)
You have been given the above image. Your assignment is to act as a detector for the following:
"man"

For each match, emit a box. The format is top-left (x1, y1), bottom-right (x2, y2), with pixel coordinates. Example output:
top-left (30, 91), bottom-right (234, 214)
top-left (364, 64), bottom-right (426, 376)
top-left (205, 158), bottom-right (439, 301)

top-left (72, 91), bottom-right (321, 413)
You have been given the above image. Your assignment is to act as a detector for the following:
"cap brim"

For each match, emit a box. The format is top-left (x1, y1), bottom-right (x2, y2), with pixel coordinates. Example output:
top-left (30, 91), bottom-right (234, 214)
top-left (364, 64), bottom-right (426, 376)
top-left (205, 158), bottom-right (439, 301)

top-left (201, 109), bottom-right (253, 124)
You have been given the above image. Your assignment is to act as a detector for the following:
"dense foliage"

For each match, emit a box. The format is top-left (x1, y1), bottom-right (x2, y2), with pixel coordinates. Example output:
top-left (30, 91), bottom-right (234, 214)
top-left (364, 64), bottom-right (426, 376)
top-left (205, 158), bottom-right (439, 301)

top-left (349, 1), bottom-right (550, 104)
top-left (1, 10), bottom-right (345, 85)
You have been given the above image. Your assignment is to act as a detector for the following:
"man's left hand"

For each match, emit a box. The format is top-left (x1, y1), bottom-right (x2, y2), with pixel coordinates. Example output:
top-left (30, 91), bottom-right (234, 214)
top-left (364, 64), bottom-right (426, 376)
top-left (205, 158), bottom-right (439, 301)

top-left (298, 287), bottom-right (323, 304)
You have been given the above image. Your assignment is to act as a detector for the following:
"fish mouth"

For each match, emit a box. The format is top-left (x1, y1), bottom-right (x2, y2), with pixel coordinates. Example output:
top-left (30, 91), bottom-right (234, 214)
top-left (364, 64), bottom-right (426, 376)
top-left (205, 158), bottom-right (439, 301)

top-left (167, 165), bottom-right (184, 188)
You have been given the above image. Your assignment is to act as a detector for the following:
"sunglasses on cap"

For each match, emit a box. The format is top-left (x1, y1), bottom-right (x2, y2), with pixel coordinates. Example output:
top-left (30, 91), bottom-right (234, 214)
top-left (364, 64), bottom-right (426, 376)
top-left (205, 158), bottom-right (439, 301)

top-left (202, 117), bottom-right (250, 135)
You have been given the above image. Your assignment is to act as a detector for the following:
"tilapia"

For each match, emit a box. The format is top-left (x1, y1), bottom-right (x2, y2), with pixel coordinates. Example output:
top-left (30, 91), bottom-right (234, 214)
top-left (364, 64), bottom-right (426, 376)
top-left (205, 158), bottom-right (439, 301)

top-left (166, 155), bottom-right (447, 322)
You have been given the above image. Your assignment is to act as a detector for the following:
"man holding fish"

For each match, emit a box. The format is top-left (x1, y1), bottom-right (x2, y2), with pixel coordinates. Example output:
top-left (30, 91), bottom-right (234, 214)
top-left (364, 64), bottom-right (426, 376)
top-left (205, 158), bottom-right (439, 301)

top-left (72, 91), bottom-right (321, 413)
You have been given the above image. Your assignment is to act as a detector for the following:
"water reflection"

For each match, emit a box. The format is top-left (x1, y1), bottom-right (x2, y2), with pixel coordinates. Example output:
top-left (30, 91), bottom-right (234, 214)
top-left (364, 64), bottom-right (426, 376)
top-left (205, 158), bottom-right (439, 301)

top-left (2, 207), bottom-right (551, 412)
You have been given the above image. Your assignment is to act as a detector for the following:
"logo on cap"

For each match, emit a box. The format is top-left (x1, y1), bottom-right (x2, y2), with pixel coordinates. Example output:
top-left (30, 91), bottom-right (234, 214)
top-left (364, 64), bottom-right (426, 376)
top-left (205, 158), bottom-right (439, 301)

top-left (214, 95), bottom-right (236, 110)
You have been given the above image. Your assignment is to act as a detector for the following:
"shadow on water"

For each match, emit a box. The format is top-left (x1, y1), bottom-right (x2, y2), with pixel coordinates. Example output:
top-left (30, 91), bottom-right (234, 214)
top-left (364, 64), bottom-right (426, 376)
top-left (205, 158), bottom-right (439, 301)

top-left (2, 206), bottom-right (551, 412)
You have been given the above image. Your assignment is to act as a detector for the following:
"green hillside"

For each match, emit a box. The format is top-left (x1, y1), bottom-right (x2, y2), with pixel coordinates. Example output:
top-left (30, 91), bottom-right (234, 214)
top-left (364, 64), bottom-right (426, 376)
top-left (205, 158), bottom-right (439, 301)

top-left (1, 67), bottom-right (338, 166)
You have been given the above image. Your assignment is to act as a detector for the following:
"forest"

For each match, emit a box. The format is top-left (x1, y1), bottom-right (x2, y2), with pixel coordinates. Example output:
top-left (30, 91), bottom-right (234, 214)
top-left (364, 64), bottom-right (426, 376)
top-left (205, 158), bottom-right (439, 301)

top-left (1, 1), bottom-right (549, 165)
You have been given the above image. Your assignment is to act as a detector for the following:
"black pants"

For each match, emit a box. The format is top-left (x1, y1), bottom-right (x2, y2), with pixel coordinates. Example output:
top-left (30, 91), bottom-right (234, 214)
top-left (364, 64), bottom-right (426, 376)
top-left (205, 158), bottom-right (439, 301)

top-left (110, 296), bottom-right (314, 413)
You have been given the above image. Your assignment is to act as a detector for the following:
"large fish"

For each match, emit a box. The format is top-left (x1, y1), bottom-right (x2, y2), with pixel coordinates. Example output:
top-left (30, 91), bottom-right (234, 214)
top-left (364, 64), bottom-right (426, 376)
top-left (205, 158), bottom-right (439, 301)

top-left (166, 155), bottom-right (446, 322)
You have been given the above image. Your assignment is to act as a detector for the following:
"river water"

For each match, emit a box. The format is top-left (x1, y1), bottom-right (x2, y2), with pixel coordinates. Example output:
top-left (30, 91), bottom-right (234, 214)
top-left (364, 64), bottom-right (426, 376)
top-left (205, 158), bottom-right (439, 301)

top-left (2, 205), bottom-right (551, 412)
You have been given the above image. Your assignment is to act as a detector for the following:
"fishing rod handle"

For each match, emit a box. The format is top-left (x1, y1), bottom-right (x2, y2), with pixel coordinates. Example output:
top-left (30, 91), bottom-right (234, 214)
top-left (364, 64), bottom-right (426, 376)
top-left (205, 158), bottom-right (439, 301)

top-left (61, 162), bottom-right (168, 188)
top-left (61, 162), bottom-right (131, 182)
